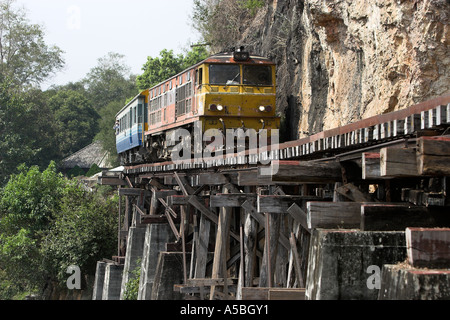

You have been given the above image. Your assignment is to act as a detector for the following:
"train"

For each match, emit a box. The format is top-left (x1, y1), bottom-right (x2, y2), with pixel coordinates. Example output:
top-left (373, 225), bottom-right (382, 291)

top-left (115, 48), bottom-right (280, 165)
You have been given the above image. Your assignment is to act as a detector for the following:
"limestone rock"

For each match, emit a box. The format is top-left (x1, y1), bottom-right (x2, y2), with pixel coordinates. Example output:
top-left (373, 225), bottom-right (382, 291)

top-left (237, 0), bottom-right (450, 140)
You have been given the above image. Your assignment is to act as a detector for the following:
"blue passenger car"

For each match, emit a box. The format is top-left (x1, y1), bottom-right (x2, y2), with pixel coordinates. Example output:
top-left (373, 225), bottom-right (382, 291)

top-left (115, 94), bottom-right (148, 156)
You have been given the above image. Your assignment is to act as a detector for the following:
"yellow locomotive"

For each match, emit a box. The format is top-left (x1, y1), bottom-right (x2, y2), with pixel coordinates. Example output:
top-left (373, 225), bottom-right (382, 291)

top-left (115, 48), bottom-right (280, 165)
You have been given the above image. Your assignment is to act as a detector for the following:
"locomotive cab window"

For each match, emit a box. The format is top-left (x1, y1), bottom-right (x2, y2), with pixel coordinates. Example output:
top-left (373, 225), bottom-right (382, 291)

top-left (243, 65), bottom-right (272, 86)
top-left (209, 64), bottom-right (240, 85)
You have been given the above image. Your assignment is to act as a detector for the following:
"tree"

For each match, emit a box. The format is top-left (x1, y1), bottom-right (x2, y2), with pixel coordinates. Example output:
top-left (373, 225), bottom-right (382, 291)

top-left (40, 183), bottom-right (118, 287)
top-left (0, 78), bottom-right (39, 185)
top-left (0, 163), bottom-right (118, 299)
top-left (0, 162), bottom-right (66, 297)
top-left (191, 0), bottom-right (265, 52)
top-left (136, 47), bottom-right (209, 91)
top-left (136, 49), bottom-right (184, 91)
top-left (83, 52), bottom-right (138, 111)
top-left (0, 162), bottom-right (65, 237)
top-left (48, 89), bottom-right (100, 158)
top-left (94, 100), bottom-right (123, 167)
top-left (181, 45), bottom-right (209, 70)
top-left (0, 0), bottom-right (64, 89)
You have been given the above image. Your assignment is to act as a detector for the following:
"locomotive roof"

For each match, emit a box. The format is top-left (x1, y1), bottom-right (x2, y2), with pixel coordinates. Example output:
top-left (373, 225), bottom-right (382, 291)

top-left (202, 52), bottom-right (275, 65)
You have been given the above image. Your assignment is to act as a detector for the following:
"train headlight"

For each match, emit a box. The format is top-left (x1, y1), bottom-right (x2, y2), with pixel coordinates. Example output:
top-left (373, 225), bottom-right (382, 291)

top-left (258, 105), bottom-right (272, 112)
top-left (209, 104), bottom-right (224, 112)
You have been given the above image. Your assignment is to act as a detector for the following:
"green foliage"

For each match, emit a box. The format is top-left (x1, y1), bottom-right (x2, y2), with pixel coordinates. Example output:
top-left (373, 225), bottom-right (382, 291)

top-left (86, 163), bottom-right (102, 177)
top-left (83, 52), bottom-right (138, 111)
top-left (122, 263), bottom-right (141, 300)
top-left (66, 165), bottom-right (86, 178)
top-left (0, 0), bottom-right (64, 89)
top-left (48, 89), bottom-right (100, 158)
top-left (40, 183), bottom-right (118, 285)
top-left (0, 163), bottom-right (118, 299)
top-left (94, 100), bottom-right (124, 167)
top-left (0, 79), bottom-right (40, 185)
top-left (0, 162), bottom-right (65, 236)
top-left (136, 49), bottom-right (184, 91)
top-left (136, 47), bottom-right (209, 91)
top-left (239, 0), bottom-right (265, 15)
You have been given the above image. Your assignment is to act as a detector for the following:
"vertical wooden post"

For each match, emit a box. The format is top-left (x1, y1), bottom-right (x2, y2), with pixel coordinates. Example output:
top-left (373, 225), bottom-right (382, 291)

top-left (118, 188), bottom-right (122, 257)
top-left (237, 224), bottom-right (245, 299)
top-left (210, 186), bottom-right (232, 299)
top-left (181, 205), bottom-right (188, 284)
top-left (259, 211), bottom-right (281, 288)
top-left (189, 210), bottom-right (198, 280)
top-left (243, 203), bottom-right (258, 288)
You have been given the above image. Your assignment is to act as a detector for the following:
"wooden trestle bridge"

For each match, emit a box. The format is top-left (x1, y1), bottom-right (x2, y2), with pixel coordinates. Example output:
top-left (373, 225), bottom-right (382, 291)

top-left (98, 94), bottom-right (450, 300)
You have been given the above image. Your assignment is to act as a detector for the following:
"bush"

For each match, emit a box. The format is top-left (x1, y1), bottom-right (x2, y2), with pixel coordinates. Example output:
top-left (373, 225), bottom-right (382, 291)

top-left (0, 162), bottom-right (118, 299)
top-left (86, 163), bottom-right (102, 177)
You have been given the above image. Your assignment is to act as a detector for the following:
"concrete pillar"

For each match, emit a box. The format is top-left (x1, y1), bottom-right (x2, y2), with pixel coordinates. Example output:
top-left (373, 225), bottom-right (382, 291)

top-left (379, 265), bottom-right (450, 299)
top-left (102, 263), bottom-right (124, 300)
top-left (138, 223), bottom-right (175, 300)
top-left (92, 261), bottom-right (106, 300)
top-left (305, 229), bottom-right (406, 300)
top-left (120, 226), bottom-right (147, 300)
top-left (151, 252), bottom-right (191, 300)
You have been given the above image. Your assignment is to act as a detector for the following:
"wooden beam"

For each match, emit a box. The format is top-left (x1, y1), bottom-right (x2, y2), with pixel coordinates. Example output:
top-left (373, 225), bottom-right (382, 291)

top-left (241, 287), bottom-right (269, 300)
top-left (257, 195), bottom-right (319, 214)
top-left (380, 147), bottom-right (417, 177)
top-left (306, 201), bottom-right (362, 230)
top-left (243, 209), bottom-right (257, 289)
top-left (289, 232), bottom-right (304, 288)
top-left (158, 198), bottom-right (178, 219)
top-left (188, 195), bottom-right (240, 242)
top-left (268, 288), bottom-right (306, 300)
top-left (241, 200), bottom-right (265, 226)
top-left (362, 152), bottom-right (381, 179)
top-left (210, 186), bottom-right (233, 299)
top-left (417, 136), bottom-right (450, 176)
top-left (98, 176), bottom-right (127, 186)
top-left (140, 214), bottom-right (168, 224)
top-left (241, 200), bottom-right (290, 250)
top-left (118, 188), bottom-right (149, 197)
top-left (401, 188), bottom-right (446, 206)
top-left (188, 196), bottom-right (218, 225)
top-left (197, 173), bottom-right (229, 185)
top-left (361, 204), bottom-right (436, 231)
top-left (335, 183), bottom-right (375, 202)
top-left (238, 170), bottom-right (273, 186)
top-left (210, 193), bottom-right (256, 207)
top-left (194, 213), bottom-right (211, 280)
top-left (148, 178), bottom-right (167, 190)
top-left (262, 160), bottom-right (342, 183)
top-left (174, 171), bottom-right (195, 195)
top-left (187, 278), bottom-right (238, 287)
top-left (259, 212), bottom-right (280, 288)
top-left (287, 203), bottom-right (309, 233)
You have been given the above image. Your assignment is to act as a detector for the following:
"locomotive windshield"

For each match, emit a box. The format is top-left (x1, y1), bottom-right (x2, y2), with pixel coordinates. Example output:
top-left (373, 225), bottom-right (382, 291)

top-left (209, 64), bottom-right (273, 86)
top-left (209, 64), bottom-right (240, 85)
top-left (243, 65), bottom-right (272, 86)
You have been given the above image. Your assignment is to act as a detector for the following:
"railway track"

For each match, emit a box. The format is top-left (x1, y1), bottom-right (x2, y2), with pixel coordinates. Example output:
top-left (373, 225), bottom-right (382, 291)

top-left (96, 94), bottom-right (450, 301)
top-left (123, 95), bottom-right (450, 176)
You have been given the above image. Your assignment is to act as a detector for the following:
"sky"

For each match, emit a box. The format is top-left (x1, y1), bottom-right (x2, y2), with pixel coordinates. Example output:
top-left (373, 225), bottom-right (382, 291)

top-left (14, 0), bottom-right (201, 89)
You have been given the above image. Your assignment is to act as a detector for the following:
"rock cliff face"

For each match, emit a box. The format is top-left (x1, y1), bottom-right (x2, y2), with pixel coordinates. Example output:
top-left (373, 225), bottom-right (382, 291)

top-left (237, 0), bottom-right (450, 140)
